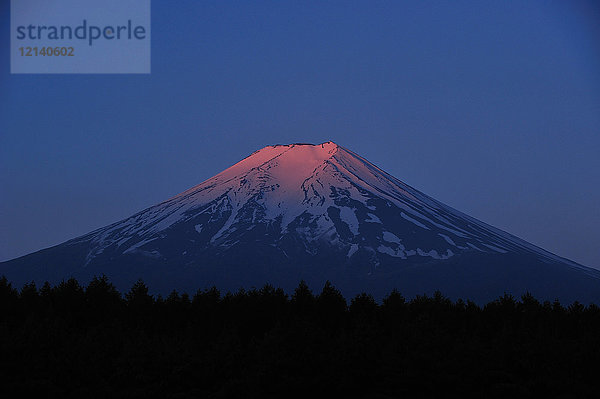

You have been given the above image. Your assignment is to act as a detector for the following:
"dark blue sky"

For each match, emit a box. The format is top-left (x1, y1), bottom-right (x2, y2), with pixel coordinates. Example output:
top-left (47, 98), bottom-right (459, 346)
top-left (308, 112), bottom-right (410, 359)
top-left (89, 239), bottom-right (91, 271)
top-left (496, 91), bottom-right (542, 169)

top-left (1, 0), bottom-right (599, 268)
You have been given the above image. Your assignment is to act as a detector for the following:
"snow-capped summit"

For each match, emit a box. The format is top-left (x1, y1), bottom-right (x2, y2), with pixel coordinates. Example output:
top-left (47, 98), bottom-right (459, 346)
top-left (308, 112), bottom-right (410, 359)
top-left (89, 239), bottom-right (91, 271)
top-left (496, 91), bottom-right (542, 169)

top-left (74, 141), bottom-right (578, 267)
top-left (2, 142), bottom-right (599, 302)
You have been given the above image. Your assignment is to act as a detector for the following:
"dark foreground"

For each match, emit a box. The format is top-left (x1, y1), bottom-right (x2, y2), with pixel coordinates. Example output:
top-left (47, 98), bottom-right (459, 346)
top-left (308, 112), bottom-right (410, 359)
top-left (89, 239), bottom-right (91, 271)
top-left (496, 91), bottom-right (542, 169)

top-left (1, 276), bottom-right (599, 398)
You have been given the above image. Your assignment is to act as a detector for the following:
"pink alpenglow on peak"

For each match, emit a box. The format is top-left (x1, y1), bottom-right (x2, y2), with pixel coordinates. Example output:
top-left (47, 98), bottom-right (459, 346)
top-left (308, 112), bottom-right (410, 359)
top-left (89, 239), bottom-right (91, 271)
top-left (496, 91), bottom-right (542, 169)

top-left (170, 141), bottom-right (420, 229)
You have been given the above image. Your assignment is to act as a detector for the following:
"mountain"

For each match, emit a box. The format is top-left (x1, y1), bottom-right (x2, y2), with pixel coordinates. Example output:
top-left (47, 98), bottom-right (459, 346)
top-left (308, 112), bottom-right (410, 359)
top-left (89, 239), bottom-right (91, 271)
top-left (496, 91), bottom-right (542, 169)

top-left (2, 141), bottom-right (599, 303)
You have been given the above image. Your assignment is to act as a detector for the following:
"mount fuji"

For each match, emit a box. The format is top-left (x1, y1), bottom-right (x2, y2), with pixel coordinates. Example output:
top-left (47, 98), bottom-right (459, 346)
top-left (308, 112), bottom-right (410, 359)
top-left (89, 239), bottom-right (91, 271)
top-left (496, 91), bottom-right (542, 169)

top-left (2, 142), bottom-right (599, 302)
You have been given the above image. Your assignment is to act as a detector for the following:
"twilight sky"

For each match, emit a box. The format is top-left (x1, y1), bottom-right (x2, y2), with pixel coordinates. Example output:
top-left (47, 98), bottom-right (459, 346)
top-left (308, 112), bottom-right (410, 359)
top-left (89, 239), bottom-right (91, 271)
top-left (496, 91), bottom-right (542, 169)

top-left (1, 0), bottom-right (599, 268)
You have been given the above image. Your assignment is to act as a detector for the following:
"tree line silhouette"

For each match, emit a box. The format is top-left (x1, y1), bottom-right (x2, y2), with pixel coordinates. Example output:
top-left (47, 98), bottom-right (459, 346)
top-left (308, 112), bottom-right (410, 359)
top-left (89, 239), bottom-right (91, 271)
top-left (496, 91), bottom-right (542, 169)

top-left (1, 275), bottom-right (599, 398)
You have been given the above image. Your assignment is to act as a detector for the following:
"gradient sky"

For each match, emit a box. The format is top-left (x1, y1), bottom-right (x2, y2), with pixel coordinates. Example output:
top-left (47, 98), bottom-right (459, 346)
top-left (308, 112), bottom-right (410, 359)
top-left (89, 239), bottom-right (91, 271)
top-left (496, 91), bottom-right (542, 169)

top-left (1, 0), bottom-right (599, 268)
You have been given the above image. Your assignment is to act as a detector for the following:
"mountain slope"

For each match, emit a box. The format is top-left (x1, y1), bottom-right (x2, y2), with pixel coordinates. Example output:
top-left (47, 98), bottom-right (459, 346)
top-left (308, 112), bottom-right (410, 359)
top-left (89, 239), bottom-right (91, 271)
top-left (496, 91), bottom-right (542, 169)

top-left (2, 142), bottom-right (599, 302)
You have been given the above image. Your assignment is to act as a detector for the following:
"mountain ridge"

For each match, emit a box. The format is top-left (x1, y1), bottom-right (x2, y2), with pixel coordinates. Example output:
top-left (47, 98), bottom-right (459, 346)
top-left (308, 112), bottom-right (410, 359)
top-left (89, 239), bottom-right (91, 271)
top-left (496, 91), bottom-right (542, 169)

top-left (2, 141), bottom-right (599, 302)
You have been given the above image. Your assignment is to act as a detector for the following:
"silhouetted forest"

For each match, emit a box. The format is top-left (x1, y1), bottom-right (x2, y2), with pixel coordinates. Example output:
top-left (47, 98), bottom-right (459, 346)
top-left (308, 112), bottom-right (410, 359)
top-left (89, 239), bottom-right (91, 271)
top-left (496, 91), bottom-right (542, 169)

top-left (1, 275), bottom-right (599, 398)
